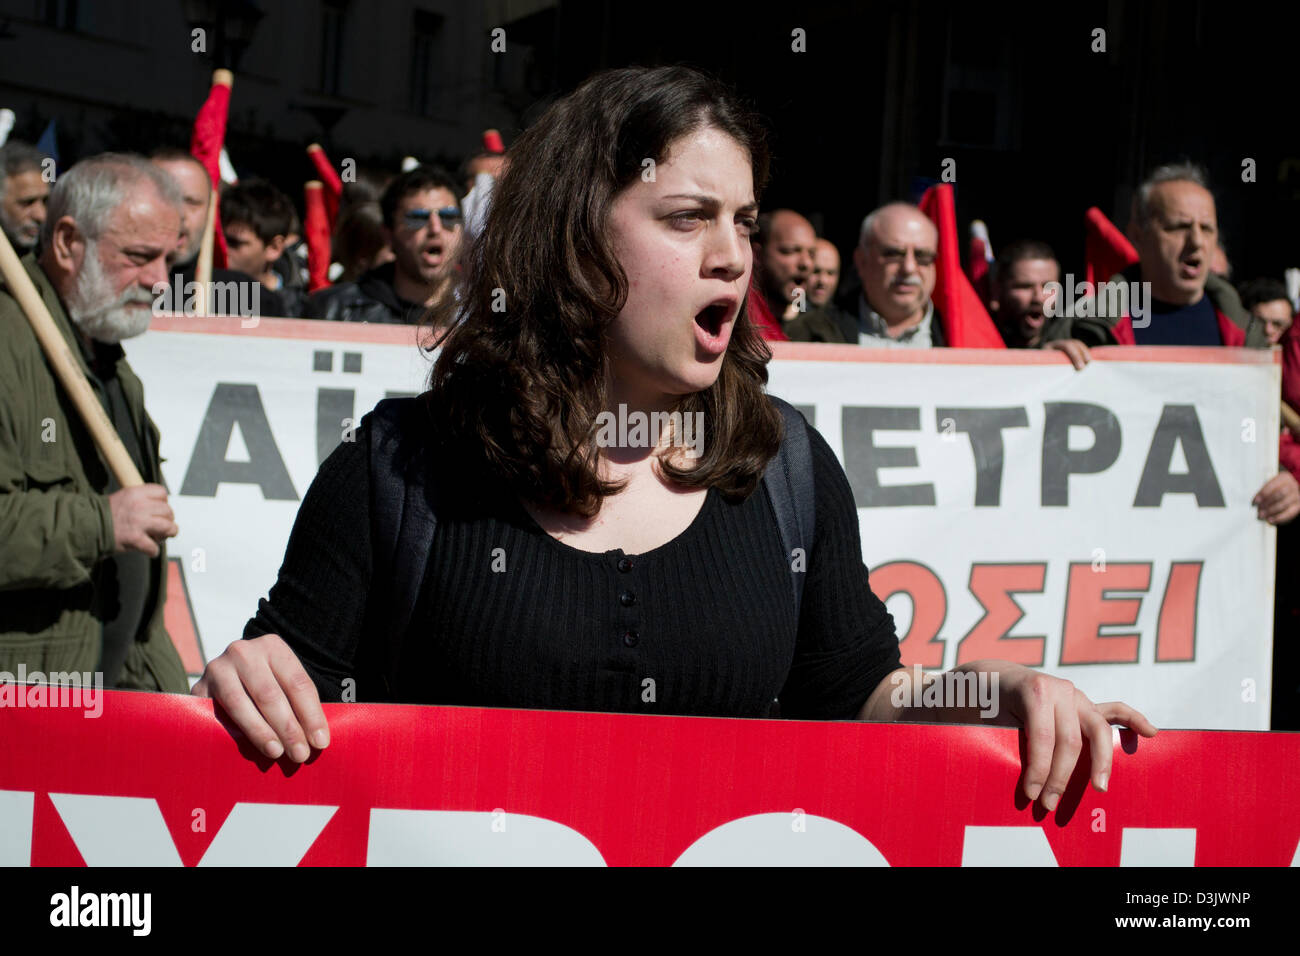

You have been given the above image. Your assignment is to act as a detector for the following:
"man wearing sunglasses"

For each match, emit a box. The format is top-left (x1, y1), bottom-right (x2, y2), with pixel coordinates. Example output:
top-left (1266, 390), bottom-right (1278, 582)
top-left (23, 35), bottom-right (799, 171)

top-left (306, 165), bottom-right (463, 325)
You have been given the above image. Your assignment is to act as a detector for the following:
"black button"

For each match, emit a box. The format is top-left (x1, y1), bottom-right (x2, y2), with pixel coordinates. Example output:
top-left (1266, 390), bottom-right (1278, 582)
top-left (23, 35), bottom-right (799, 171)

top-left (619, 590), bottom-right (636, 607)
top-left (622, 629), bottom-right (639, 648)
top-left (617, 557), bottom-right (634, 573)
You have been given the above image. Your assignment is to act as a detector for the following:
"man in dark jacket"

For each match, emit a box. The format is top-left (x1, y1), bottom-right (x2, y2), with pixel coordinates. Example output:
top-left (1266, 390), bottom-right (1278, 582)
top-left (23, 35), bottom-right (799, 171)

top-left (149, 148), bottom-right (284, 318)
top-left (845, 202), bottom-right (947, 347)
top-left (0, 141), bottom-right (50, 255)
top-left (987, 239), bottom-right (1091, 369)
top-left (221, 178), bottom-right (302, 317)
top-left (1043, 162), bottom-right (1296, 526)
top-left (1043, 163), bottom-right (1268, 349)
top-left (751, 209), bottom-right (815, 322)
top-left (306, 165), bottom-right (463, 325)
top-left (785, 237), bottom-right (859, 344)
top-left (0, 153), bottom-right (189, 691)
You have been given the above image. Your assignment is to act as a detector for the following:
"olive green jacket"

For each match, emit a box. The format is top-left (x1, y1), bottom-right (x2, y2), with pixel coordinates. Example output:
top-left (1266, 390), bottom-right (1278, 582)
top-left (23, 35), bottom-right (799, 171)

top-left (0, 253), bottom-right (187, 692)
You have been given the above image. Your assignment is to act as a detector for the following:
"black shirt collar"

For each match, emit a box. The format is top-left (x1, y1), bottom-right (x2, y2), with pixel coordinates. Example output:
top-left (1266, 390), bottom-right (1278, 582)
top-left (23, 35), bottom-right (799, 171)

top-left (73, 326), bottom-right (125, 381)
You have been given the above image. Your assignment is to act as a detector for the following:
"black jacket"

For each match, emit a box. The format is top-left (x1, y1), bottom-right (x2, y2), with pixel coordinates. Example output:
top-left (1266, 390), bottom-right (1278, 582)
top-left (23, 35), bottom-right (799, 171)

top-left (785, 304), bottom-right (856, 343)
top-left (272, 240), bottom-right (310, 318)
top-left (829, 296), bottom-right (948, 347)
top-left (304, 262), bottom-right (426, 324)
top-left (273, 281), bottom-right (308, 319)
top-left (172, 266), bottom-right (285, 318)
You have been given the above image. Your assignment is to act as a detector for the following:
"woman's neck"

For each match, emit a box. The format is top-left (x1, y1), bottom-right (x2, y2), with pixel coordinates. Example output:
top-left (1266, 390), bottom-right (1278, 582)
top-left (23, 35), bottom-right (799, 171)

top-left (596, 383), bottom-right (699, 477)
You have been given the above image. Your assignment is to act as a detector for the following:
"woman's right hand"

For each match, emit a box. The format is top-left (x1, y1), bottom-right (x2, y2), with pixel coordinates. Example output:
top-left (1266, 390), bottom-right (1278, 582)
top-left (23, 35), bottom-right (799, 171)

top-left (192, 633), bottom-right (330, 763)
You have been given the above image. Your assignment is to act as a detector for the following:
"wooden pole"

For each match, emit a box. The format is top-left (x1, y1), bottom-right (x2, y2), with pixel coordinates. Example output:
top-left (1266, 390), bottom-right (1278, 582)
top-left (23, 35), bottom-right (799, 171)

top-left (192, 189), bottom-right (217, 315)
top-left (1283, 401), bottom-right (1300, 438)
top-left (0, 228), bottom-right (143, 487)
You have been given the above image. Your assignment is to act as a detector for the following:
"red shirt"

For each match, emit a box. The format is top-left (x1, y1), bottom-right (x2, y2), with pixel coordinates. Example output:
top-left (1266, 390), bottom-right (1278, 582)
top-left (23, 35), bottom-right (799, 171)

top-left (747, 281), bottom-right (788, 341)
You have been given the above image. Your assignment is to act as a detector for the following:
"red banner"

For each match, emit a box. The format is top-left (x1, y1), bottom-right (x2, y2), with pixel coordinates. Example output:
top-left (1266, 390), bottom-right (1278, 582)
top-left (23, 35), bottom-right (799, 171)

top-left (1, 691), bottom-right (1296, 866)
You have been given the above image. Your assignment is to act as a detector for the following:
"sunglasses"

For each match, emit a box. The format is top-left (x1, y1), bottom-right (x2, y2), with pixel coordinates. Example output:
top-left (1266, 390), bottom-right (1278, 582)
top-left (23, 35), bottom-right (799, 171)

top-left (401, 206), bottom-right (463, 230)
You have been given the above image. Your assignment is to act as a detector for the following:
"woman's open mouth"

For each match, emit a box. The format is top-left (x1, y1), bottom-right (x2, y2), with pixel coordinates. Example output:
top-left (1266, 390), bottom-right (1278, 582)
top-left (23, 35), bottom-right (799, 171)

top-left (693, 301), bottom-right (734, 356)
top-left (696, 303), bottom-right (726, 334)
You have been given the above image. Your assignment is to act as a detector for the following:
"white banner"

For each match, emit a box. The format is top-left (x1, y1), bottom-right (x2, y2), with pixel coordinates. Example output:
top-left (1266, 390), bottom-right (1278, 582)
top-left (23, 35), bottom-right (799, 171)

top-left (128, 320), bottom-right (1280, 730)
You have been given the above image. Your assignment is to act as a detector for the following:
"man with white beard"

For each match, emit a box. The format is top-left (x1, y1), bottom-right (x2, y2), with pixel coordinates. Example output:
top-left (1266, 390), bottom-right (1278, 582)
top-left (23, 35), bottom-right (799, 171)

top-left (0, 153), bottom-right (189, 692)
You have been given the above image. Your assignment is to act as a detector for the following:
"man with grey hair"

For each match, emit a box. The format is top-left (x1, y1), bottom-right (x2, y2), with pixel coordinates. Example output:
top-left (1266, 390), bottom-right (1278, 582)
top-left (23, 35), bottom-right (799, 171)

top-left (1063, 162), bottom-right (1266, 348)
top-left (0, 152), bottom-right (189, 690)
top-left (1055, 162), bottom-right (1298, 524)
top-left (0, 140), bottom-right (50, 253)
top-left (850, 202), bottom-right (946, 347)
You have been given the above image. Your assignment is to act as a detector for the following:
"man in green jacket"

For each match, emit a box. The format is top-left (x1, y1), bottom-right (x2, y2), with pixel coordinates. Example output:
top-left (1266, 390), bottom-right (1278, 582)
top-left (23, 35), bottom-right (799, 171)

top-left (0, 153), bottom-right (189, 692)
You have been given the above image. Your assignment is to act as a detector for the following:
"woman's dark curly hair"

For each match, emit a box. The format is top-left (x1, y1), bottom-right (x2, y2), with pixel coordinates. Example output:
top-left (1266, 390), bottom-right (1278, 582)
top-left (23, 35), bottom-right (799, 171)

top-left (424, 65), bottom-right (783, 518)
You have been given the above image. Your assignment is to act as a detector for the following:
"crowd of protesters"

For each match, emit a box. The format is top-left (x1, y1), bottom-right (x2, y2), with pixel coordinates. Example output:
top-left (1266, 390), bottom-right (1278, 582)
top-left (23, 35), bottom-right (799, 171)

top-left (0, 92), bottom-right (1296, 727)
top-left (5, 134), bottom-right (1294, 372)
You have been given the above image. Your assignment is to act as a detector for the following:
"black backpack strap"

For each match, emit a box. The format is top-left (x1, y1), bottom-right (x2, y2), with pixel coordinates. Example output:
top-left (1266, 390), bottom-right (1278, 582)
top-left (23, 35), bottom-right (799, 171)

top-left (762, 396), bottom-right (816, 625)
top-left (365, 396), bottom-right (438, 701)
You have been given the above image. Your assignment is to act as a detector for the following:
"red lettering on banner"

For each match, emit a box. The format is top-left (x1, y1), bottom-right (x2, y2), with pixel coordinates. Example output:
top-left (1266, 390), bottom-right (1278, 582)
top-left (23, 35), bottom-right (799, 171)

top-left (871, 561), bottom-right (946, 667)
top-left (1060, 562), bottom-right (1151, 664)
top-left (956, 563), bottom-right (1047, 666)
top-left (1156, 561), bottom-right (1202, 662)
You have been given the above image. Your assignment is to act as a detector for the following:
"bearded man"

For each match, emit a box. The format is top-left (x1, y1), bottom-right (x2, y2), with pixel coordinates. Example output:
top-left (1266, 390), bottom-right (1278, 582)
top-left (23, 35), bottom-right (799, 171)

top-left (0, 153), bottom-right (189, 691)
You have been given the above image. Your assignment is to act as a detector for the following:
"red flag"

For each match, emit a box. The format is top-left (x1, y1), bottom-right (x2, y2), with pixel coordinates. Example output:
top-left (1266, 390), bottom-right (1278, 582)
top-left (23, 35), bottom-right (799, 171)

top-left (306, 143), bottom-right (342, 229)
top-left (747, 275), bottom-right (787, 341)
top-left (304, 181), bottom-right (332, 293)
top-left (1084, 206), bottom-right (1139, 286)
top-left (1282, 315), bottom-right (1300, 482)
top-left (917, 185), bottom-right (1005, 348)
top-left (967, 219), bottom-right (993, 307)
top-left (483, 129), bottom-right (505, 154)
top-left (1282, 319), bottom-right (1300, 411)
top-left (189, 69), bottom-right (231, 269)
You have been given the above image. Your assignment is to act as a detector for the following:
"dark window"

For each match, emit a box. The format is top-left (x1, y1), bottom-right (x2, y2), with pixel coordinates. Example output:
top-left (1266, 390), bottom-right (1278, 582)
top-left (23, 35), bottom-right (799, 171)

top-left (946, 90), bottom-right (999, 147)
top-left (939, 15), bottom-right (1017, 149)
top-left (320, 0), bottom-right (346, 95)
top-left (41, 0), bottom-right (80, 31)
top-left (409, 9), bottom-right (445, 115)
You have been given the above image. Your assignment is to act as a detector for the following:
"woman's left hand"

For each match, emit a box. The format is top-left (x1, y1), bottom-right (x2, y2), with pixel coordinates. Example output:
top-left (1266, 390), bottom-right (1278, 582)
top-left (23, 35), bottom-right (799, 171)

top-left (989, 662), bottom-right (1158, 810)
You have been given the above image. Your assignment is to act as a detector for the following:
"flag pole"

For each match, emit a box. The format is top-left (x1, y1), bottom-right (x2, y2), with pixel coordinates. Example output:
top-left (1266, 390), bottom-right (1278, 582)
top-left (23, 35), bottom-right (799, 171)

top-left (192, 188), bottom-right (217, 316)
top-left (0, 227), bottom-right (142, 486)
